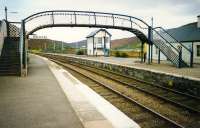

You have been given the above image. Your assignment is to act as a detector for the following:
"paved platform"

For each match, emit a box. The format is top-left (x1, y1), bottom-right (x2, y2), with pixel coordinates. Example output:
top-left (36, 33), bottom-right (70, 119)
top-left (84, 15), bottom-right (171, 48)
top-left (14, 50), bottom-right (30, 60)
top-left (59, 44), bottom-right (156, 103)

top-left (0, 54), bottom-right (84, 128)
top-left (42, 55), bottom-right (140, 128)
top-left (0, 54), bottom-right (140, 128)
top-left (54, 54), bottom-right (200, 80)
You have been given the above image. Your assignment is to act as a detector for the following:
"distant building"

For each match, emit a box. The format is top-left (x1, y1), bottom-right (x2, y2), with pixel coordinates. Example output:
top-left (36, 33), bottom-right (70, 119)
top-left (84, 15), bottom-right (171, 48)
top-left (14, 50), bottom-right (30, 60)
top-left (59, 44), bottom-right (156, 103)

top-left (152, 15), bottom-right (200, 64)
top-left (86, 29), bottom-right (111, 56)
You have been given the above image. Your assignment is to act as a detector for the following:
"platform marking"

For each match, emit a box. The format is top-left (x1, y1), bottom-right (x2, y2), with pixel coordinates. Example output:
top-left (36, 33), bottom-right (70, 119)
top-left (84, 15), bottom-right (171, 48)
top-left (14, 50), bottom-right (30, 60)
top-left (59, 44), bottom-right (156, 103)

top-left (40, 55), bottom-right (140, 128)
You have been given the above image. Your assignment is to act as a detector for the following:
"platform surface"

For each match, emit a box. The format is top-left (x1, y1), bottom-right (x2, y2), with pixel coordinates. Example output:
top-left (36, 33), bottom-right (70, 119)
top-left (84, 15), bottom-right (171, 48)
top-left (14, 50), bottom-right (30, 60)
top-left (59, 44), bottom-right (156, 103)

top-left (43, 55), bottom-right (140, 128)
top-left (0, 54), bottom-right (84, 128)
top-left (54, 54), bottom-right (200, 80)
top-left (0, 54), bottom-right (140, 128)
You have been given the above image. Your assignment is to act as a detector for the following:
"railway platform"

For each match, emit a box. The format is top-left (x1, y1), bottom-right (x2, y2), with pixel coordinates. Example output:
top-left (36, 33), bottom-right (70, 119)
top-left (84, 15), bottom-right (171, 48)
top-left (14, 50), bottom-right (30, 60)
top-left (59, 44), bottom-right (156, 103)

top-left (0, 54), bottom-right (139, 128)
top-left (57, 54), bottom-right (200, 80)
top-left (42, 53), bottom-right (199, 97)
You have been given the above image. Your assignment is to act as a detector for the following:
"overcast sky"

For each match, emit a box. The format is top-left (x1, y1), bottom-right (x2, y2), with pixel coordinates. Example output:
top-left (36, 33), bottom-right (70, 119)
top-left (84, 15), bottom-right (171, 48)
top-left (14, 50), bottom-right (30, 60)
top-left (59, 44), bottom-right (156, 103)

top-left (0, 0), bottom-right (199, 42)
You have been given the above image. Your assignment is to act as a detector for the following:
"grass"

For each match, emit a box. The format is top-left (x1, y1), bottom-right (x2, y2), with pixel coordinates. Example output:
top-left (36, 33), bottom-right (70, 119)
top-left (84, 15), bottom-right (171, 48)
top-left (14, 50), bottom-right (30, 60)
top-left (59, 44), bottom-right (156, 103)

top-left (114, 41), bottom-right (141, 51)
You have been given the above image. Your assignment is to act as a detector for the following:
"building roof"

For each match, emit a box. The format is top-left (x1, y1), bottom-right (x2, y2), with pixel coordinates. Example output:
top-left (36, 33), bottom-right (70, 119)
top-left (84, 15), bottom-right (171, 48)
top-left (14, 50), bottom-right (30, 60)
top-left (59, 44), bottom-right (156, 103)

top-left (86, 29), bottom-right (112, 38)
top-left (167, 22), bottom-right (200, 42)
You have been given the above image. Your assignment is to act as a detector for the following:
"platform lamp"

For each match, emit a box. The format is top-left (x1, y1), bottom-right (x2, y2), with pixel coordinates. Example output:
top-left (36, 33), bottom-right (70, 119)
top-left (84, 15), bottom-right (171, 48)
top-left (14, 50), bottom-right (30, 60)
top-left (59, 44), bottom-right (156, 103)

top-left (4, 6), bottom-right (18, 21)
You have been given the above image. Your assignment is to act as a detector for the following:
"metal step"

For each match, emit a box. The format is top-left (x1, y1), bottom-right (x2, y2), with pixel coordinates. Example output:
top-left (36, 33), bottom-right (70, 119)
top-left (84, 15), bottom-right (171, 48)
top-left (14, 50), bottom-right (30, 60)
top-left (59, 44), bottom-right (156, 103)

top-left (0, 37), bottom-right (21, 76)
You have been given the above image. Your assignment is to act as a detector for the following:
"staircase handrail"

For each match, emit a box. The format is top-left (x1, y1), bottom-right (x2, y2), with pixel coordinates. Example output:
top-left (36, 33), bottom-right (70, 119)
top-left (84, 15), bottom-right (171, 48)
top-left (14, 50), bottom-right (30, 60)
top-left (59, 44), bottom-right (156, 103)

top-left (152, 29), bottom-right (180, 53)
top-left (154, 27), bottom-right (191, 52)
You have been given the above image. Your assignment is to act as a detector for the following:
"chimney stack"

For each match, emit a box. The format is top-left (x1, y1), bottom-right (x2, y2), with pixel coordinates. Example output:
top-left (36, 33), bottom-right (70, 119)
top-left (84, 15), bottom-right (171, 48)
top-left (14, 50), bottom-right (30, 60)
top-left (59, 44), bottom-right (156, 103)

top-left (198, 15), bottom-right (200, 28)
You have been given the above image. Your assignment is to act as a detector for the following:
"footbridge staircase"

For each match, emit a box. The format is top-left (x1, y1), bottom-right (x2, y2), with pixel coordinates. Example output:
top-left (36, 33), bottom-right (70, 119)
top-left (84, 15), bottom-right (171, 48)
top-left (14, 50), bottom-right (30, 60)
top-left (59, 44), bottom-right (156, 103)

top-left (152, 27), bottom-right (192, 67)
top-left (0, 20), bottom-right (21, 76)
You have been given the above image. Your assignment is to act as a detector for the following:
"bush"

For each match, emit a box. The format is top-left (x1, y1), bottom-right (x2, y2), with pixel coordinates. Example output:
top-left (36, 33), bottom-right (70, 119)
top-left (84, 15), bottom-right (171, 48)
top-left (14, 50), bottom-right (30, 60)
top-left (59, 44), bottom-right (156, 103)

top-left (120, 52), bottom-right (128, 58)
top-left (115, 51), bottom-right (121, 57)
top-left (114, 51), bottom-right (128, 58)
top-left (76, 50), bottom-right (84, 55)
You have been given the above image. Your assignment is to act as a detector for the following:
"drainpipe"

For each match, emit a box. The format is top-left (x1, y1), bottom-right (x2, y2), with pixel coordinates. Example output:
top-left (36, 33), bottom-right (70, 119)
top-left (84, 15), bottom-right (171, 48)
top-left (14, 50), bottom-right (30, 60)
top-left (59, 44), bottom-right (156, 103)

top-left (190, 42), bottom-right (194, 67)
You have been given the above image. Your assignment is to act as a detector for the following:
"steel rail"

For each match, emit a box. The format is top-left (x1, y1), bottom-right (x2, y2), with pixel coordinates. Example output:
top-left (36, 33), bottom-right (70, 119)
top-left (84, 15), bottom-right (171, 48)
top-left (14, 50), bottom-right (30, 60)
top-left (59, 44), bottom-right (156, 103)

top-left (52, 54), bottom-right (199, 100)
top-left (43, 53), bottom-right (200, 113)
top-left (48, 57), bottom-right (185, 128)
top-left (59, 57), bottom-right (200, 113)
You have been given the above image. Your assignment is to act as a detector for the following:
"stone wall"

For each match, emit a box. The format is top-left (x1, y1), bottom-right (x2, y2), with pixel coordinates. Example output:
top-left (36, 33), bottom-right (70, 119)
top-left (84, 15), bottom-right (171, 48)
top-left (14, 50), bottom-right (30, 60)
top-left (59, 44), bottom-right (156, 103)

top-left (42, 53), bottom-right (200, 96)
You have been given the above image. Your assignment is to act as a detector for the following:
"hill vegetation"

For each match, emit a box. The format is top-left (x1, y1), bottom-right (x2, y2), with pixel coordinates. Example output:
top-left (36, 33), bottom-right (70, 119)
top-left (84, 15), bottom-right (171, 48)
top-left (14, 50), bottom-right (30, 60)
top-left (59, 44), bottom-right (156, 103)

top-left (28, 36), bottom-right (142, 55)
top-left (111, 37), bottom-right (141, 51)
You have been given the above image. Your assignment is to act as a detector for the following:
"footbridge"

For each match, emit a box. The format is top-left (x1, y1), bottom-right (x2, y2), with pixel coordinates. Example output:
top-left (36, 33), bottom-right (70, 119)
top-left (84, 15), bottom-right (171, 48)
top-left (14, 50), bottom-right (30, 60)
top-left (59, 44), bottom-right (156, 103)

top-left (1, 10), bottom-right (193, 76)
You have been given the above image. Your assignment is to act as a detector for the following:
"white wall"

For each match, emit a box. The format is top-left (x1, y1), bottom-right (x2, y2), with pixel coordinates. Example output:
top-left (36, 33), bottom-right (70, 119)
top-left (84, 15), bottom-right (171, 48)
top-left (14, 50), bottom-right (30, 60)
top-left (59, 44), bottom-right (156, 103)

top-left (181, 42), bottom-right (192, 64)
top-left (0, 21), bottom-right (7, 56)
top-left (147, 44), bottom-right (167, 61)
top-left (151, 44), bottom-right (167, 60)
top-left (193, 42), bottom-right (200, 63)
top-left (106, 37), bottom-right (111, 49)
top-left (149, 42), bottom-right (200, 64)
top-left (87, 37), bottom-right (94, 55)
top-left (94, 49), bottom-right (104, 55)
top-left (87, 30), bottom-right (111, 56)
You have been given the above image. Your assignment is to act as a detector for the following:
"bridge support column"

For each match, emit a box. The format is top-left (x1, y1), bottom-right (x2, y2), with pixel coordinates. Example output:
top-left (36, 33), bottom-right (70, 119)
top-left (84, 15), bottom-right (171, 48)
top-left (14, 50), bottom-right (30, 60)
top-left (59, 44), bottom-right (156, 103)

top-left (178, 48), bottom-right (182, 68)
top-left (20, 20), bottom-right (27, 77)
top-left (150, 44), bottom-right (153, 63)
top-left (147, 26), bottom-right (152, 64)
top-left (158, 49), bottom-right (160, 64)
top-left (141, 42), bottom-right (144, 63)
top-left (190, 42), bottom-right (194, 67)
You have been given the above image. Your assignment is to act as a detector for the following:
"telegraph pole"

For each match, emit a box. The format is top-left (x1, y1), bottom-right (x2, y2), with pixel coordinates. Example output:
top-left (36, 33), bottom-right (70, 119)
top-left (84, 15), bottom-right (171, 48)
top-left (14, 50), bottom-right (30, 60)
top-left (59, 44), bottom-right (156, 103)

top-left (5, 6), bottom-right (7, 20)
top-left (4, 6), bottom-right (18, 21)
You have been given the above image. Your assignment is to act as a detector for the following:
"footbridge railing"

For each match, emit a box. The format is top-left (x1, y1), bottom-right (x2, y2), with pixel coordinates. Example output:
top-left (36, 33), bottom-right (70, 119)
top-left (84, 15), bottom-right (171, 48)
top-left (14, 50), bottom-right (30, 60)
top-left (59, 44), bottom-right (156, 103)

top-left (19, 10), bottom-right (192, 75)
top-left (23, 10), bottom-right (150, 43)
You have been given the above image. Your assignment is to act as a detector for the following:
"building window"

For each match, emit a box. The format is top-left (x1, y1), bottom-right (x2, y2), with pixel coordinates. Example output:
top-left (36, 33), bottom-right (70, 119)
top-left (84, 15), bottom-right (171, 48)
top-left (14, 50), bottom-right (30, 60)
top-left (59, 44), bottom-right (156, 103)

top-left (98, 38), bottom-right (102, 44)
top-left (197, 45), bottom-right (200, 57)
top-left (105, 37), bottom-right (109, 43)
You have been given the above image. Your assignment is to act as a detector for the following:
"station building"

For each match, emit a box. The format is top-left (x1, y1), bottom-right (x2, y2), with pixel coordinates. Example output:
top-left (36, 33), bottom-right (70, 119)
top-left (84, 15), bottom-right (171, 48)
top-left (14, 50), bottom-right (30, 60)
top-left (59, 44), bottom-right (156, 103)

top-left (152, 16), bottom-right (200, 64)
top-left (86, 29), bottom-right (111, 56)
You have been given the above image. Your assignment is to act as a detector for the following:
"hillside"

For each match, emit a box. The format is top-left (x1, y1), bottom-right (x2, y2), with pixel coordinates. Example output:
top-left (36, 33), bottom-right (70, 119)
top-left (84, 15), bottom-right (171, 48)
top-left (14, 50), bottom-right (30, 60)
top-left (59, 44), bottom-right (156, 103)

top-left (28, 36), bottom-right (142, 52)
top-left (67, 36), bottom-right (141, 50)
top-left (67, 40), bottom-right (87, 48)
top-left (28, 39), bottom-right (73, 52)
top-left (111, 37), bottom-right (141, 50)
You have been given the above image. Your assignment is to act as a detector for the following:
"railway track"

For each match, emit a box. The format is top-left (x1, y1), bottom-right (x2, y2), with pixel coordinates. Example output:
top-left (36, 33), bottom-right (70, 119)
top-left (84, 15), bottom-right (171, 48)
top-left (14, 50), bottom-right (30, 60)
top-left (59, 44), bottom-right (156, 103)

top-left (39, 54), bottom-right (200, 128)
top-left (69, 60), bottom-right (200, 113)
top-left (44, 54), bottom-right (200, 112)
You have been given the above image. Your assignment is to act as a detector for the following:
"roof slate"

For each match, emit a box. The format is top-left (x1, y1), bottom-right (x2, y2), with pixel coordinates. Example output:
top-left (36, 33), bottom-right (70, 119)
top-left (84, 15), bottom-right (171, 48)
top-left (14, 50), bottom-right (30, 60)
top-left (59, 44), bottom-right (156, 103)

top-left (86, 29), bottom-right (112, 38)
top-left (167, 22), bottom-right (200, 42)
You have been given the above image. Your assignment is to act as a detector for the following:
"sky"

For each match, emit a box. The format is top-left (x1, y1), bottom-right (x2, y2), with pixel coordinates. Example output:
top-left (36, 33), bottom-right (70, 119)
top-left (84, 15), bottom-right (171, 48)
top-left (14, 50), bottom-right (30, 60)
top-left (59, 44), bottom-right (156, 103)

top-left (0, 0), bottom-right (199, 42)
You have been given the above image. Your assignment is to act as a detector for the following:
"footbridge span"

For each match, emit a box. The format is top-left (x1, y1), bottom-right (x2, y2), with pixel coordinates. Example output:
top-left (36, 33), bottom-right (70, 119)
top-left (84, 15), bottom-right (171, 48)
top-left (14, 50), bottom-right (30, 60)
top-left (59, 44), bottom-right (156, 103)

top-left (1, 10), bottom-right (193, 76)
